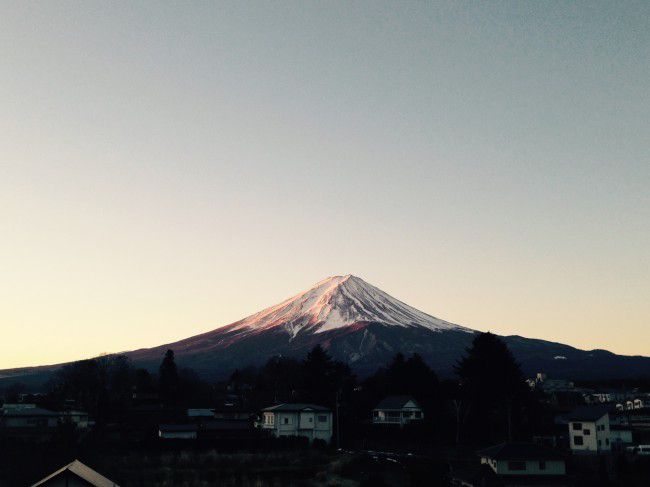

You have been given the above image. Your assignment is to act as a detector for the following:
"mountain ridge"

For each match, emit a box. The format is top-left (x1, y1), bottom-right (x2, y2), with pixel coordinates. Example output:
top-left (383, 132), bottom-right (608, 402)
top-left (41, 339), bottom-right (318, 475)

top-left (2, 274), bottom-right (650, 386)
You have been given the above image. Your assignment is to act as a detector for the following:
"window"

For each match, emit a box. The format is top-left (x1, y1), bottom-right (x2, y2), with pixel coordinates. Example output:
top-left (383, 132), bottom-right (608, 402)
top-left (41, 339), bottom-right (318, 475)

top-left (583, 429), bottom-right (591, 435)
top-left (308, 417), bottom-right (313, 423)
top-left (574, 436), bottom-right (584, 445)
top-left (539, 461), bottom-right (546, 470)
top-left (414, 411), bottom-right (422, 418)
top-left (507, 461), bottom-right (526, 471)
top-left (283, 417), bottom-right (290, 425)
top-left (318, 415), bottom-right (327, 423)
top-left (606, 439), bottom-right (609, 446)
top-left (573, 422), bottom-right (582, 430)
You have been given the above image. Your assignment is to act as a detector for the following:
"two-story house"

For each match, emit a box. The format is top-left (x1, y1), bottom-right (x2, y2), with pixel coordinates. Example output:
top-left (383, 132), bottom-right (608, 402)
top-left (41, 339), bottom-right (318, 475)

top-left (372, 396), bottom-right (423, 426)
top-left (566, 405), bottom-right (611, 454)
top-left (261, 403), bottom-right (332, 443)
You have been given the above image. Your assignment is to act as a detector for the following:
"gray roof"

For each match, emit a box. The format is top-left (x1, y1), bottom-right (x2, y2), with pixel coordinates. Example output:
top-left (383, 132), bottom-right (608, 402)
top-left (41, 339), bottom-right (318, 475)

top-left (565, 405), bottom-right (611, 422)
top-left (159, 423), bottom-right (198, 432)
top-left (3, 407), bottom-right (59, 417)
top-left (31, 460), bottom-right (119, 487)
top-left (374, 395), bottom-right (421, 410)
top-left (478, 442), bottom-right (565, 461)
top-left (262, 403), bottom-right (331, 412)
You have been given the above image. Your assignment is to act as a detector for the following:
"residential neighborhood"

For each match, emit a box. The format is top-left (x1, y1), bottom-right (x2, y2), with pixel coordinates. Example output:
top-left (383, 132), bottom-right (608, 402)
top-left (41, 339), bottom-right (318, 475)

top-left (3, 341), bottom-right (650, 486)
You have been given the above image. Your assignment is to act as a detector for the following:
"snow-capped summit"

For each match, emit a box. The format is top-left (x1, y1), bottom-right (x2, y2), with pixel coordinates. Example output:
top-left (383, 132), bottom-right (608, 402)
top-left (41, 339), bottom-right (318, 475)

top-left (228, 274), bottom-right (469, 338)
top-left (7, 273), bottom-right (650, 383)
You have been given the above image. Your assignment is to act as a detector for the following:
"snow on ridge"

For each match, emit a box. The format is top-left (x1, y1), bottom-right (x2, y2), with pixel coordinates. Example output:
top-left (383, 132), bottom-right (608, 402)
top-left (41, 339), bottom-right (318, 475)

top-left (229, 274), bottom-right (472, 337)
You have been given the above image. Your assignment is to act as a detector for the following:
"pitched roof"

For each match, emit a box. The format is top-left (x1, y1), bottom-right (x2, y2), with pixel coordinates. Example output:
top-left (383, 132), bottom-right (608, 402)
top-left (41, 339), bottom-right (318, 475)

top-left (187, 408), bottom-right (215, 417)
top-left (374, 395), bottom-right (421, 410)
top-left (159, 423), bottom-right (198, 432)
top-left (564, 405), bottom-right (611, 422)
top-left (3, 407), bottom-right (59, 417)
top-left (31, 460), bottom-right (119, 487)
top-left (261, 403), bottom-right (330, 412)
top-left (478, 442), bottom-right (565, 461)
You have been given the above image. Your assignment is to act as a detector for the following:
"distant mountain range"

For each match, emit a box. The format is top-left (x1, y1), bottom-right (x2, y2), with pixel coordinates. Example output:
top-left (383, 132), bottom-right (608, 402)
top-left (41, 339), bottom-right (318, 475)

top-left (3, 274), bottom-right (650, 388)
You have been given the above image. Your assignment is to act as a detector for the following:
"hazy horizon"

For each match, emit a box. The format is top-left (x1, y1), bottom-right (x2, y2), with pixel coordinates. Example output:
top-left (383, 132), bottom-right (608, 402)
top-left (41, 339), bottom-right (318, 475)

top-left (2, 1), bottom-right (649, 369)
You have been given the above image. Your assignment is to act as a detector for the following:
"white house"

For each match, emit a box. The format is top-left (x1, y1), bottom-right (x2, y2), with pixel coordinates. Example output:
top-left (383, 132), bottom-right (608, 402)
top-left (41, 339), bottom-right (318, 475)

top-left (615, 396), bottom-right (648, 411)
top-left (372, 396), bottom-right (423, 426)
top-left (451, 443), bottom-right (568, 486)
top-left (479, 442), bottom-right (567, 476)
top-left (261, 403), bottom-right (332, 443)
top-left (566, 406), bottom-right (611, 454)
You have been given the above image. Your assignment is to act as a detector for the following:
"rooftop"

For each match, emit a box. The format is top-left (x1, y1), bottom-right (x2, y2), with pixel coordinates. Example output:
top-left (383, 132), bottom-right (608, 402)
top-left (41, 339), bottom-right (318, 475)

top-left (31, 460), bottom-right (118, 487)
top-left (2, 406), bottom-right (59, 417)
top-left (262, 403), bottom-right (330, 412)
top-left (478, 442), bottom-right (565, 461)
top-left (565, 405), bottom-right (611, 422)
top-left (374, 395), bottom-right (421, 410)
top-left (159, 424), bottom-right (198, 432)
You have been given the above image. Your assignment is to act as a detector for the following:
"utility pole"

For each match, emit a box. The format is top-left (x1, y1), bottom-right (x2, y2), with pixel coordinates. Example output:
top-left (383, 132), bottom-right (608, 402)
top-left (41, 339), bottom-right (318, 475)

top-left (336, 390), bottom-right (341, 449)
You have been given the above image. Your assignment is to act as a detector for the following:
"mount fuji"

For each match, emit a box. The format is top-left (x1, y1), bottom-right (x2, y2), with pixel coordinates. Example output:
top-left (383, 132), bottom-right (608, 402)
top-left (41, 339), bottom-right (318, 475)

top-left (3, 274), bottom-right (650, 385)
top-left (122, 274), bottom-right (650, 380)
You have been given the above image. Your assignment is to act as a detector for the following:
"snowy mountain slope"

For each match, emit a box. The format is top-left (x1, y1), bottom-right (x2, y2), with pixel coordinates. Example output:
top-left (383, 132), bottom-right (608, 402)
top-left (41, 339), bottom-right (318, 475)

top-left (4, 274), bottom-right (650, 387)
top-left (226, 274), bottom-right (472, 338)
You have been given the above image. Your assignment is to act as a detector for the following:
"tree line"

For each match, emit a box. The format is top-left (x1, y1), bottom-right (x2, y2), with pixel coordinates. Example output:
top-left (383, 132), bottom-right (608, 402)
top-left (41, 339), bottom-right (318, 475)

top-left (4, 332), bottom-right (547, 446)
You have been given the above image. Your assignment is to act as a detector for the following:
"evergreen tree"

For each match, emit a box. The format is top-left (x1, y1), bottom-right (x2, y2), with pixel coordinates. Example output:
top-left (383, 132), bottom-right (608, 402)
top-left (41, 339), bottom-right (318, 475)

top-left (455, 332), bottom-right (530, 443)
top-left (159, 349), bottom-right (179, 405)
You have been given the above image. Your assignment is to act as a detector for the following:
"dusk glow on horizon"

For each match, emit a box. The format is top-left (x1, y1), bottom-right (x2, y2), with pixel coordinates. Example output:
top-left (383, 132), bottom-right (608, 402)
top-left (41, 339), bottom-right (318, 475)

top-left (1, 1), bottom-right (648, 369)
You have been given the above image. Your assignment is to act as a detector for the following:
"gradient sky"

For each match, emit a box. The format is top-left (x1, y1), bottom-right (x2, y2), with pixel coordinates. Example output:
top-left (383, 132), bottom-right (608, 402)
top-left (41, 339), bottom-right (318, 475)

top-left (1, 1), bottom-right (648, 369)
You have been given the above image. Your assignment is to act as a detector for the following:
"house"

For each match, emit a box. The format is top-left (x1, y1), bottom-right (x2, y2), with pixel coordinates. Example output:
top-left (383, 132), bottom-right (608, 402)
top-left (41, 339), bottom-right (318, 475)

top-left (0, 404), bottom-right (59, 428)
top-left (479, 443), bottom-right (566, 476)
top-left (261, 403), bottom-right (332, 443)
top-left (31, 459), bottom-right (119, 487)
top-left (158, 423), bottom-right (198, 439)
top-left (187, 408), bottom-right (215, 419)
top-left (617, 398), bottom-right (646, 410)
top-left (372, 395), bottom-right (423, 426)
top-left (451, 443), bottom-right (569, 486)
top-left (0, 404), bottom-right (90, 432)
top-left (565, 406), bottom-right (611, 454)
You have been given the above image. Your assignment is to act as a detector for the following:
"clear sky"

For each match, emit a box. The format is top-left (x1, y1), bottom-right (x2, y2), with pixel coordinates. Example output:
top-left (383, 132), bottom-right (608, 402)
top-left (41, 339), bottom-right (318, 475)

top-left (1, 1), bottom-right (648, 369)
